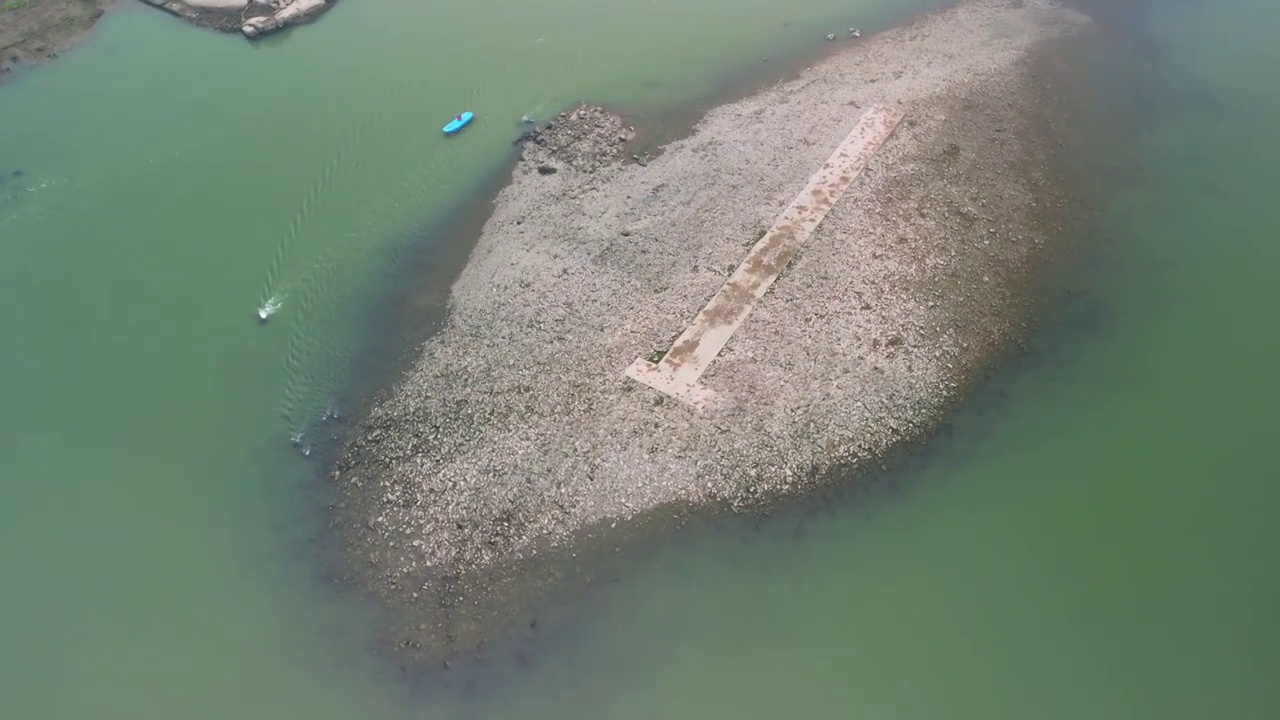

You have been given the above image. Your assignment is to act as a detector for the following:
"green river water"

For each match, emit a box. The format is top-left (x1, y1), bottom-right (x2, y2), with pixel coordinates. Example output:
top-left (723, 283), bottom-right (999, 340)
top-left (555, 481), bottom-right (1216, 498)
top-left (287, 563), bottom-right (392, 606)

top-left (1, 0), bottom-right (1276, 718)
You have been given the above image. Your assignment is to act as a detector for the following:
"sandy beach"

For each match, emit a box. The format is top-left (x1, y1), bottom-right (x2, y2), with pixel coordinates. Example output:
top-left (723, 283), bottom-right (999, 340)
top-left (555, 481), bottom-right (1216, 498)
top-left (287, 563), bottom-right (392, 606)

top-left (333, 0), bottom-right (1092, 666)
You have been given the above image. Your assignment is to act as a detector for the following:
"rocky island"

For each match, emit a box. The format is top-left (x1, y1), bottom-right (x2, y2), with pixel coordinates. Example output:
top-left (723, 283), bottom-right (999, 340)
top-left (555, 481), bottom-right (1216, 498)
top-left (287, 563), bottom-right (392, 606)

top-left (330, 0), bottom-right (1094, 669)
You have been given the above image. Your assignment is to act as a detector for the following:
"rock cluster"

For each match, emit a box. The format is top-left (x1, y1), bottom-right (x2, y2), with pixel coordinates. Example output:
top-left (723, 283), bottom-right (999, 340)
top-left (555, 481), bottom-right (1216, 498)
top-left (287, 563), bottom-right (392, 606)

top-left (515, 103), bottom-right (636, 174)
top-left (242, 0), bottom-right (331, 38)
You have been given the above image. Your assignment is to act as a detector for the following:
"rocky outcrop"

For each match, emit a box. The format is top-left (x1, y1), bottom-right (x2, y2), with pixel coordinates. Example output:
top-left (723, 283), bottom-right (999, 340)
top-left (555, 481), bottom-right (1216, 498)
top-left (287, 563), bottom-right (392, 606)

top-left (137, 0), bottom-right (335, 39)
top-left (241, 0), bottom-right (331, 38)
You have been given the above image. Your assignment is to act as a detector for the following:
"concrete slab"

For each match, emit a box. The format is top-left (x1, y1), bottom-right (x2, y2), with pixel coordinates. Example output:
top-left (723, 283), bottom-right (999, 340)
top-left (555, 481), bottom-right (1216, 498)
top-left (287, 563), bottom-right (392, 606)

top-left (624, 103), bottom-right (905, 409)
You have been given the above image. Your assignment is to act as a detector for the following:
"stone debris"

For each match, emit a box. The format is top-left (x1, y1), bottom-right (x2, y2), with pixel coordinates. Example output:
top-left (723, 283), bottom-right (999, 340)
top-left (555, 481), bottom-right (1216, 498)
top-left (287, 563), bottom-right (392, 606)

top-left (514, 103), bottom-right (636, 173)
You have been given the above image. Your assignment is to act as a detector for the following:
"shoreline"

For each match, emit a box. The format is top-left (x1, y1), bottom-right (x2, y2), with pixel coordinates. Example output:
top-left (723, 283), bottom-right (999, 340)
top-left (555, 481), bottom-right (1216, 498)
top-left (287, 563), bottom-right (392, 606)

top-left (1, 0), bottom-right (334, 81)
top-left (330, 0), bottom-right (1096, 671)
top-left (1, 0), bottom-right (109, 79)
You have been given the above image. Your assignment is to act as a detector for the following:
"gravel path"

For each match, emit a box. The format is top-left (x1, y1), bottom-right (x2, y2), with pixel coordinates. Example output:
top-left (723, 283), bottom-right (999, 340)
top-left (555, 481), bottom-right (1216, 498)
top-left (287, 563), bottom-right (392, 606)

top-left (333, 0), bottom-right (1091, 665)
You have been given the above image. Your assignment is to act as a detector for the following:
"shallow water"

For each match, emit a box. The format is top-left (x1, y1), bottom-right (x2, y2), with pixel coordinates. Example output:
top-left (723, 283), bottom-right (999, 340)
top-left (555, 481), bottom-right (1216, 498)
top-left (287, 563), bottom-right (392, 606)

top-left (1, 0), bottom-right (1276, 718)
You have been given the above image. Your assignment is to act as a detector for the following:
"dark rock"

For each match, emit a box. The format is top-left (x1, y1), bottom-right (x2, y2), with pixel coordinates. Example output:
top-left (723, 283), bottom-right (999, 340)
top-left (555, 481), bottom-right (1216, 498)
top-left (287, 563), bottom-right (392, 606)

top-left (519, 103), bottom-right (633, 173)
top-left (536, 165), bottom-right (558, 176)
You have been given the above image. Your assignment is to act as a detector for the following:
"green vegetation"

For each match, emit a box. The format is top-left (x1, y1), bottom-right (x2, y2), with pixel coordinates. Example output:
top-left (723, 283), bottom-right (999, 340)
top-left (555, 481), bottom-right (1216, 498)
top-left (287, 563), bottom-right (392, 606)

top-left (1, 0), bottom-right (30, 13)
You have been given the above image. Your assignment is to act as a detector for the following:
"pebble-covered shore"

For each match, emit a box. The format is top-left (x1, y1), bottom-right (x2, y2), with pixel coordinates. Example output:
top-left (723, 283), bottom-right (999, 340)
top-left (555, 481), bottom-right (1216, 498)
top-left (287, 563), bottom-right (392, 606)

top-left (332, 0), bottom-right (1092, 666)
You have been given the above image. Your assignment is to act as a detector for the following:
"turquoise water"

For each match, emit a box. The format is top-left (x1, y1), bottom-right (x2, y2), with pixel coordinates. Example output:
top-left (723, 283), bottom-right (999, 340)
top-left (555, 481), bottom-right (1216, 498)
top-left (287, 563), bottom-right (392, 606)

top-left (2, 0), bottom-right (1276, 718)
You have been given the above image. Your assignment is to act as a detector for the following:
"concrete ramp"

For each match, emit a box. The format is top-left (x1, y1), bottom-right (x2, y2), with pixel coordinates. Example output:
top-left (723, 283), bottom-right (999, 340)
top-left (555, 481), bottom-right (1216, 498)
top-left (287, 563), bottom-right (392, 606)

top-left (624, 103), bottom-right (905, 409)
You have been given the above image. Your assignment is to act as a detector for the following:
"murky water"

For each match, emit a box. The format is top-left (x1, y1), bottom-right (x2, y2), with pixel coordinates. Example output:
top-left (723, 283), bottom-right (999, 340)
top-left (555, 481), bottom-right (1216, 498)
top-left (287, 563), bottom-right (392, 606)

top-left (1, 0), bottom-right (1275, 718)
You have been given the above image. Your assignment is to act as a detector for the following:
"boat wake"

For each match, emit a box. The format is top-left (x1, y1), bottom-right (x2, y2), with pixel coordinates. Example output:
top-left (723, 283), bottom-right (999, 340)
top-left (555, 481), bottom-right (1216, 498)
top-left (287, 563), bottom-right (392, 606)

top-left (257, 295), bottom-right (284, 322)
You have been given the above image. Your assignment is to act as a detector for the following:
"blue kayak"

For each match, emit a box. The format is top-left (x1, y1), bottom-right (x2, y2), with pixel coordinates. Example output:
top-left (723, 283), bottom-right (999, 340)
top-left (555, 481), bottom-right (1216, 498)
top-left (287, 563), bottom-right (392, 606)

top-left (443, 111), bottom-right (474, 135)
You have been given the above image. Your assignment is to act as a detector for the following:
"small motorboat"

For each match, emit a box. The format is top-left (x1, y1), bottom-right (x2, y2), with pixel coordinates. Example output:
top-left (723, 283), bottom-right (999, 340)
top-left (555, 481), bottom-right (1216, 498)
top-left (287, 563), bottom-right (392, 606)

top-left (443, 111), bottom-right (475, 135)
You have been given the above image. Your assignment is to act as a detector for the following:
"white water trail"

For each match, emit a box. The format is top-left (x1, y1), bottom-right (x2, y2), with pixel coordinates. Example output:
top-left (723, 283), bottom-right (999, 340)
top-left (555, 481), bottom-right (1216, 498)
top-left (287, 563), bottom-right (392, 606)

top-left (254, 107), bottom-right (387, 322)
top-left (257, 294), bottom-right (285, 321)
